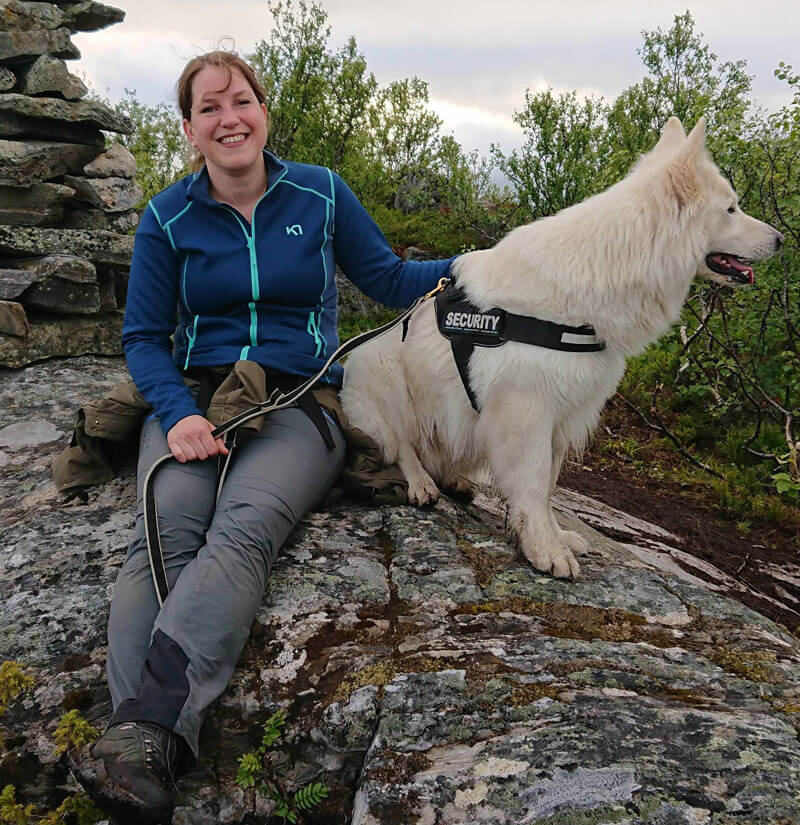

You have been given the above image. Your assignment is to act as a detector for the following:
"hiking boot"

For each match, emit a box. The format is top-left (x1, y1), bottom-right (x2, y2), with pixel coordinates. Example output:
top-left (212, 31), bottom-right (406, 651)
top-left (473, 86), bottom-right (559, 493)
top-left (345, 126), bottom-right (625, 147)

top-left (71, 721), bottom-right (184, 820)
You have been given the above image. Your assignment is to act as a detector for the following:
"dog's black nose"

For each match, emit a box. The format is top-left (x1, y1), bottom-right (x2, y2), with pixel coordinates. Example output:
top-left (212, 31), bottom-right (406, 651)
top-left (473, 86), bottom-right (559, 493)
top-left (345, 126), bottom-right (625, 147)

top-left (776, 231), bottom-right (785, 250)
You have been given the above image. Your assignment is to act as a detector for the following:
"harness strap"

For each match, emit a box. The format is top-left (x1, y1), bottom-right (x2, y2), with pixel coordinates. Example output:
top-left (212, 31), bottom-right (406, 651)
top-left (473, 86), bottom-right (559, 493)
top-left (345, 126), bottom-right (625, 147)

top-left (436, 281), bottom-right (605, 412)
top-left (449, 336), bottom-right (480, 411)
top-left (300, 391), bottom-right (334, 448)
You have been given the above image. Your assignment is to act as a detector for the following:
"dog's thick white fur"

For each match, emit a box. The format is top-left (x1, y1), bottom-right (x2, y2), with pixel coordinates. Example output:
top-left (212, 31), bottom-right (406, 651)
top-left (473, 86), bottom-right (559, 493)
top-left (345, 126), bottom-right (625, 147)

top-left (340, 117), bottom-right (783, 578)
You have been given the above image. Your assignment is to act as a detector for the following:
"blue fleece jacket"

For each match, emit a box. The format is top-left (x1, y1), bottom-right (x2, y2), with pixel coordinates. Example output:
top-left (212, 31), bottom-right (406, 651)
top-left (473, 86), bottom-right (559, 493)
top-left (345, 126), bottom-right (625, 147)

top-left (122, 151), bottom-right (455, 435)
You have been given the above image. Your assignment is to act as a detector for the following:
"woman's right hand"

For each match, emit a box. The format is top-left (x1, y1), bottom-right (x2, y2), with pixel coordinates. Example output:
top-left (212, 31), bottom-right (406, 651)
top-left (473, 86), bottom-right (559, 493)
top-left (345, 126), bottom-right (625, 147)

top-left (167, 415), bottom-right (229, 463)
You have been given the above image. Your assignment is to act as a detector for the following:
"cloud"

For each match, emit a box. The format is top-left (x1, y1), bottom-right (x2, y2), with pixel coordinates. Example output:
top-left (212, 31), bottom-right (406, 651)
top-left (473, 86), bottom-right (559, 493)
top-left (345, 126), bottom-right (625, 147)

top-left (70, 0), bottom-right (799, 158)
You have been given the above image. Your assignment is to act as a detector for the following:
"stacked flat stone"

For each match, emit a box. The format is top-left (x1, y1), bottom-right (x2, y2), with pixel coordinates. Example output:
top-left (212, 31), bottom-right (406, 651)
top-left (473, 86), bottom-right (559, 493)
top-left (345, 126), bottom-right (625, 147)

top-left (0, 0), bottom-right (139, 367)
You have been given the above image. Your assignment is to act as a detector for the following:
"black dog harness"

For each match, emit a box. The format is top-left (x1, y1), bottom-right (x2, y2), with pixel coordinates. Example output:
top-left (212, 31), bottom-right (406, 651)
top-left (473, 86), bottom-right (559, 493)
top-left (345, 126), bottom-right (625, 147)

top-left (434, 280), bottom-right (606, 410)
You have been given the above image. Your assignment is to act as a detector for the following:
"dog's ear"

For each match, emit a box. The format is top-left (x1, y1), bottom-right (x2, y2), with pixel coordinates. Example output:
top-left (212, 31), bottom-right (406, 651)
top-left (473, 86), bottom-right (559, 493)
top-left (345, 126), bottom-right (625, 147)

top-left (666, 117), bottom-right (706, 212)
top-left (685, 116), bottom-right (706, 157)
top-left (655, 116), bottom-right (686, 152)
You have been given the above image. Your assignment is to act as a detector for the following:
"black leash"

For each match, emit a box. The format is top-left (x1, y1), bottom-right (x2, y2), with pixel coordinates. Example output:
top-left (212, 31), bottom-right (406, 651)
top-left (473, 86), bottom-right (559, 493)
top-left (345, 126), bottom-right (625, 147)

top-left (144, 278), bottom-right (450, 605)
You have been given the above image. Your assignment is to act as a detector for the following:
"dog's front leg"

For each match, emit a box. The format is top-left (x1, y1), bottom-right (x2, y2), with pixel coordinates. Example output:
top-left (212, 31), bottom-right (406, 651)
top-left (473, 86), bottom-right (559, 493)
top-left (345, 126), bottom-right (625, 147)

top-left (478, 394), bottom-right (580, 579)
top-left (549, 432), bottom-right (589, 557)
top-left (398, 441), bottom-right (440, 506)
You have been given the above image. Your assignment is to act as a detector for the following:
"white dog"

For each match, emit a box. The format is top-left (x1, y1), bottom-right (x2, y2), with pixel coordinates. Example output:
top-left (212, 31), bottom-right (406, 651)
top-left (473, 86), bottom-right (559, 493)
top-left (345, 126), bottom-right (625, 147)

top-left (340, 117), bottom-right (783, 578)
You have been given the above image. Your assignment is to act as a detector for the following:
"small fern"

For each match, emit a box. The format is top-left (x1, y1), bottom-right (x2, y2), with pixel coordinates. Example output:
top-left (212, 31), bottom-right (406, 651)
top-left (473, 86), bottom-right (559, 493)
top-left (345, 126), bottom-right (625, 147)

top-left (294, 783), bottom-right (329, 811)
top-left (258, 710), bottom-right (286, 752)
top-left (236, 752), bottom-right (261, 788)
top-left (235, 710), bottom-right (330, 822)
top-left (269, 787), bottom-right (297, 823)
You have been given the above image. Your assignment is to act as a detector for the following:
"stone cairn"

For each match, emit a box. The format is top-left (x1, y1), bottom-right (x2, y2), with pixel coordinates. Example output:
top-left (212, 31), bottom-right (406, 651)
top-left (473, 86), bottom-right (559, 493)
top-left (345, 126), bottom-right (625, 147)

top-left (0, 0), bottom-right (140, 368)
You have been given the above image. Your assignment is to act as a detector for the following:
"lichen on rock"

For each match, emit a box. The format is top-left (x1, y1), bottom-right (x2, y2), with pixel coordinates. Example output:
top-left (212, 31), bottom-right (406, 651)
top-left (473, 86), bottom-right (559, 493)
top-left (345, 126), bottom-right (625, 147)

top-left (2, 356), bottom-right (800, 824)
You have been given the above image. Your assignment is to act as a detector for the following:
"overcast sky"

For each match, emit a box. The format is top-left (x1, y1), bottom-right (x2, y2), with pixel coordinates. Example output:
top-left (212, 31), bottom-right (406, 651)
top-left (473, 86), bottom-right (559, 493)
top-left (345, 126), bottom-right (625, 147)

top-left (72, 0), bottom-right (799, 158)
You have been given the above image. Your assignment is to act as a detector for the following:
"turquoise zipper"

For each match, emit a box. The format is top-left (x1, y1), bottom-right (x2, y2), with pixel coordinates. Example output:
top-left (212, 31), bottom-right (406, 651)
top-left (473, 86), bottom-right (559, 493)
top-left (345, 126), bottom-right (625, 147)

top-left (223, 195), bottom-right (270, 359)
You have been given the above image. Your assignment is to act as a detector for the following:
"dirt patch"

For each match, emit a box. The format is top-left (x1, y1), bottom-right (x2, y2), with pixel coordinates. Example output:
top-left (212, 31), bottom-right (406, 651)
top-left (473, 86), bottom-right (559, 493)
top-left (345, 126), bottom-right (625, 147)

top-left (457, 597), bottom-right (678, 648)
top-left (559, 405), bottom-right (800, 635)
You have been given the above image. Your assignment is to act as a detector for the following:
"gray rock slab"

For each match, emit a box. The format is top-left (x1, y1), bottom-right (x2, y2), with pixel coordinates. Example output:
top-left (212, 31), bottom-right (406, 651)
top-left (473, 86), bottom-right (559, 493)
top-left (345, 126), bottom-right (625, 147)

top-left (82, 141), bottom-right (135, 178)
top-left (0, 108), bottom-right (103, 144)
top-left (62, 173), bottom-right (142, 212)
top-left (0, 267), bottom-right (39, 298)
top-left (0, 138), bottom-right (98, 186)
top-left (0, 224), bottom-right (133, 266)
top-left (0, 311), bottom-right (121, 365)
top-left (0, 298), bottom-right (28, 335)
top-left (2, 357), bottom-right (800, 824)
top-left (0, 92), bottom-right (131, 135)
top-left (19, 253), bottom-right (97, 283)
top-left (0, 0), bottom-right (67, 30)
top-left (21, 274), bottom-right (100, 313)
top-left (0, 417), bottom-right (62, 448)
top-left (0, 27), bottom-right (79, 62)
top-left (15, 54), bottom-right (87, 100)
top-left (61, 204), bottom-right (139, 233)
top-left (0, 181), bottom-right (75, 226)
top-left (61, 0), bottom-right (124, 32)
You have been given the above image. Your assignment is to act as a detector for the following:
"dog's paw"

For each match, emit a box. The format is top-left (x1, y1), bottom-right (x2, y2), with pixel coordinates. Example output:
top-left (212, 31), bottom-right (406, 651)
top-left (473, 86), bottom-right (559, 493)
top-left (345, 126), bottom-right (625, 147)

top-left (407, 476), bottom-right (440, 507)
top-left (558, 529), bottom-right (590, 556)
top-left (521, 542), bottom-right (580, 579)
top-left (442, 476), bottom-right (476, 504)
top-left (550, 549), bottom-right (580, 579)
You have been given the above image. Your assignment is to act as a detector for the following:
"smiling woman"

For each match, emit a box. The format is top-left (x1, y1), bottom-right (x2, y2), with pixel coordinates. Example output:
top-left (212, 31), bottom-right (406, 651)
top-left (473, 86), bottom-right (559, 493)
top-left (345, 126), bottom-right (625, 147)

top-left (69, 48), bottom-right (457, 819)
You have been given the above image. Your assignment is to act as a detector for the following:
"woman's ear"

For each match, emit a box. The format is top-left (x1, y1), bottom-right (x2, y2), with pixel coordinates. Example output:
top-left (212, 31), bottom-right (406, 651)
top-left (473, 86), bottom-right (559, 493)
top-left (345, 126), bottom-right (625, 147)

top-left (182, 118), bottom-right (196, 147)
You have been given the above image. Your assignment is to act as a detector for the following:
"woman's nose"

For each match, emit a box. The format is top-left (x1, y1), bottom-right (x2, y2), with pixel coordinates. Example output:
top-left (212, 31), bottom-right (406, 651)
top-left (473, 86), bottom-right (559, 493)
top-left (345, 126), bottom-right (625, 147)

top-left (220, 104), bottom-right (240, 125)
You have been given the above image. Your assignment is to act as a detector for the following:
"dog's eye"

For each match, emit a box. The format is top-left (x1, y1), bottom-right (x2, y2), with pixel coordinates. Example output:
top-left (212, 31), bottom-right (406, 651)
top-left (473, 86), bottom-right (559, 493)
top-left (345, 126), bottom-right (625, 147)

top-left (727, 205), bottom-right (736, 214)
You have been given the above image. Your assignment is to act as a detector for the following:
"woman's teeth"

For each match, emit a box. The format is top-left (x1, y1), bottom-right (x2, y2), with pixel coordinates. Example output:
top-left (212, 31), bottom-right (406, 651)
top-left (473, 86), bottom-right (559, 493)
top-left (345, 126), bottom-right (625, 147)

top-left (220, 135), bottom-right (246, 145)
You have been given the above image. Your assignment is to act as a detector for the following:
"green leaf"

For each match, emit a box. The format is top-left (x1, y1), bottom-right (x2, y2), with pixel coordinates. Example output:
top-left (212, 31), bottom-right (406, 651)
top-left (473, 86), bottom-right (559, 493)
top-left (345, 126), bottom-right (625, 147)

top-left (260, 710), bottom-right (287, 751)
top-left (294, 782), bottom-right (330, 810)
top-left (236, 752), bottom-right (261, 788)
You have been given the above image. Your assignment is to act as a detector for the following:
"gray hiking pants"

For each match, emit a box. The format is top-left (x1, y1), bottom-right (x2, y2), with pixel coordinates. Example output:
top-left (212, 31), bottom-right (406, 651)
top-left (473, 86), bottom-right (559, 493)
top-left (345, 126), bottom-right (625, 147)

top-left (106, 407), bottom-right (345, 759)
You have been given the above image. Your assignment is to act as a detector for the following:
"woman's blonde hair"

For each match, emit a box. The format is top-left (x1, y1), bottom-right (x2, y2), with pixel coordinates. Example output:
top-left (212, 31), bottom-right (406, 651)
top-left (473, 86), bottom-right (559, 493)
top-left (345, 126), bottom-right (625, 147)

top-left (177, 50), bottom-right (268, 172)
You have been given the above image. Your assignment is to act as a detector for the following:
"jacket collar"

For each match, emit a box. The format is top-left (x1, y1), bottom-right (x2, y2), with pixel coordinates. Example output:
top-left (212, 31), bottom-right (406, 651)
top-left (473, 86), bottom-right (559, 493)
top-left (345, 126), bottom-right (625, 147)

top-left (185, 149), bottom-right (288, 206)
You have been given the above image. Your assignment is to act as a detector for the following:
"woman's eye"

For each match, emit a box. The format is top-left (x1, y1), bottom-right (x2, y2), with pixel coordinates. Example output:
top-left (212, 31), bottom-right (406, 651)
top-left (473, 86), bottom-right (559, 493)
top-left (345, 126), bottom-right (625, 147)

top-left (236, 99), bottom-right (250, 106)
top-left (200, 106), bottom-right (216, 114)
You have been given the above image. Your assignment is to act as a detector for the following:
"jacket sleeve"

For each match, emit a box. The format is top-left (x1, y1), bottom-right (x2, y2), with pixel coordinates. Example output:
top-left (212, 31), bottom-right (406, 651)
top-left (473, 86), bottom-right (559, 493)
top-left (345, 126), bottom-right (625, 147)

top-left (121, 202), bottom-right (203, 435)
top-left (331, 172), bottom-right (456, 308)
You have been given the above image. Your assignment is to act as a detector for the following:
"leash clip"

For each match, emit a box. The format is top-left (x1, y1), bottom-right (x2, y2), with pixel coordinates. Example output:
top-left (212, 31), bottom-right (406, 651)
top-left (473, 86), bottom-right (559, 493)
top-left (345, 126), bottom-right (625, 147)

top-left (423, 277), bottom-right (450, 301)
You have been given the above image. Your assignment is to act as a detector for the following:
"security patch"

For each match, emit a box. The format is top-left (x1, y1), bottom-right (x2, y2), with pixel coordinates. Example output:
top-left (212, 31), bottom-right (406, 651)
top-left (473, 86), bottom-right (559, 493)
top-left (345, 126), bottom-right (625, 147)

top-left (442, 310), bottom-right (504, 336)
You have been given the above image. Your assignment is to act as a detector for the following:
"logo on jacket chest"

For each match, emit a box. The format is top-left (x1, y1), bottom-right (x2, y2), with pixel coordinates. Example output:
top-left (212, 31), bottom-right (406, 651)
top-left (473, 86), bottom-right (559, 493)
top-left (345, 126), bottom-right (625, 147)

top-left (286, 224), bottom-right (303, 236)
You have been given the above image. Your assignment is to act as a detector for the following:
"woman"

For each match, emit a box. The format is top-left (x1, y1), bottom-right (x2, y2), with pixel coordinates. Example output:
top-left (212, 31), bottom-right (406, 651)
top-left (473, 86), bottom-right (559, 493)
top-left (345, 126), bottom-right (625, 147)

top-left (79, 51), bottom-right (455, 814)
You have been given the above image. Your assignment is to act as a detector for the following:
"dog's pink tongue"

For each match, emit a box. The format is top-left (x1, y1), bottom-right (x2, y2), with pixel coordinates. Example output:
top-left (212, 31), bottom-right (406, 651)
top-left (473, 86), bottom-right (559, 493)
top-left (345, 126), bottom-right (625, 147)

top-left (728, 257), bottom-right (755, 282)
top-left (711, 254), bottom-right (754, 283)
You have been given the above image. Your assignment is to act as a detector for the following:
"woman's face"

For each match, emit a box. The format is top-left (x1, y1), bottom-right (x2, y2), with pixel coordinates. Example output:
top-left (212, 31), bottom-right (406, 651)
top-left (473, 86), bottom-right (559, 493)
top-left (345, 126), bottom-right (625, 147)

top-left (183, 65), bottom-right (268, 180)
